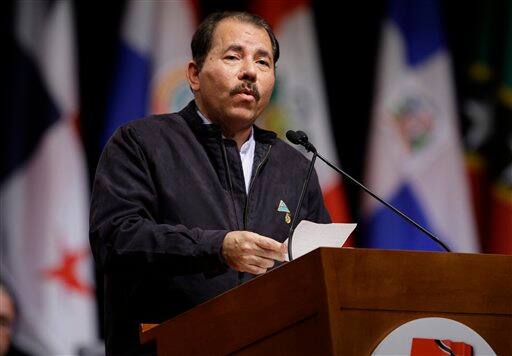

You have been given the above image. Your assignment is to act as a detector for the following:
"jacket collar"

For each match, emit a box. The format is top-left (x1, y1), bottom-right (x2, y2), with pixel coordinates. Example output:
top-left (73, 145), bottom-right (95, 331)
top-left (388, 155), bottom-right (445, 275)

top-left (179, 100), bottom-right (277, 144)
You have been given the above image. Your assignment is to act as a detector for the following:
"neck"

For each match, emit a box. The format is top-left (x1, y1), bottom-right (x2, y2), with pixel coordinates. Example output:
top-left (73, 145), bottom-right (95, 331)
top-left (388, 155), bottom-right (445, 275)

top-left (223, 127), bottom-right (252, 150)
top-left (195, 100), bottom-right (253, 150)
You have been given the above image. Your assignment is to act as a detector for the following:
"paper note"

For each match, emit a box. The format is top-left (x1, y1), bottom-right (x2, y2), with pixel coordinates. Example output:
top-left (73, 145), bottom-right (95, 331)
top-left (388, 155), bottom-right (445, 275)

top-left (284, 220), bottom-right (357, 261)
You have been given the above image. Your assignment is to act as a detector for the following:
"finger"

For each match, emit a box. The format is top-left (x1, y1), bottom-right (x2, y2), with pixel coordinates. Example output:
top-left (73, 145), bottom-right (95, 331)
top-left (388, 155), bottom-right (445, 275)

top-left (279, 241), bottom-right (288, 257)
top-left (247, 255), bottom-right (275, 269)
top-left (253, 247), bottom-right (286, 262)
top-left (253, 235), bottom-right (283, 252)
top-left (242, 264), bottom-right (267, 275)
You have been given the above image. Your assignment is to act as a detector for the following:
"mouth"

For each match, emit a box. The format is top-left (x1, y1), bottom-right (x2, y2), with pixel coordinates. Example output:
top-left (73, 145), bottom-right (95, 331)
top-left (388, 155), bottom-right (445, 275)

top-left (230, 83), bottom-right (260, 101)
top-left (236, 90), bottom-right (256, 101)
top-left (241, 88), bottom-right (255, 97)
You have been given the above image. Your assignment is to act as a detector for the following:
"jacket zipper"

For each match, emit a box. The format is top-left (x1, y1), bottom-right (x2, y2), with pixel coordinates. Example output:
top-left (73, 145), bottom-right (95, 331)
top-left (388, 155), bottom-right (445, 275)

top-left (243, 144), bottom-right (272, 229)
top-left (220, 139), bottom-right (245, 285)
top-left (238, 144), bottom-right (272, 285)
top-left (220, 139), bottom-right (240, 231)
top-left (223, 140), bottom-right (272, 285)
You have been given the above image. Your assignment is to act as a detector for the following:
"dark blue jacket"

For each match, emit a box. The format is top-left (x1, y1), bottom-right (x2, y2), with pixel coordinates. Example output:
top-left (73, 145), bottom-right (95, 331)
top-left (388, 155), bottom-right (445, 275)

top-left (89, 101), bottom-right (330, 355)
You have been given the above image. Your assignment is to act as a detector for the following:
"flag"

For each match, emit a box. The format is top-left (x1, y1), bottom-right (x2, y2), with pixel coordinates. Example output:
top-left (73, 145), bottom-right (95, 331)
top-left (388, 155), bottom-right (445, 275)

top-left (488, 0), bottom-right (512, 254)
top-left (102, 0), bottom-right (198, 145)
top-left (251, 0), bottom-right (351, 227)
top-left (362, 0), bottom-right (478, 252)
top-left (461, 2), bottom-right (496, 248)
top-left (1, 1), bottom-right (97, 354)
top-left (459, 1), bottom-right (512, 254)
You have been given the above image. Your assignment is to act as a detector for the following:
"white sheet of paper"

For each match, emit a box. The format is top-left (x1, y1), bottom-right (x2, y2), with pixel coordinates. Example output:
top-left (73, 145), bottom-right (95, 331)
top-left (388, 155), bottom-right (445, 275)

top-left (284, 220), bottom-right (357, 261)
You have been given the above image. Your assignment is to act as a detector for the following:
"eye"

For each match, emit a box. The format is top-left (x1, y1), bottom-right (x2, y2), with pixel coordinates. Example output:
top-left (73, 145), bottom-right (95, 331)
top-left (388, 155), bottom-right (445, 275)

top-left (225, 55), bottom-right (238, 61)
top-left (257, 59), bottom-right (270, 67)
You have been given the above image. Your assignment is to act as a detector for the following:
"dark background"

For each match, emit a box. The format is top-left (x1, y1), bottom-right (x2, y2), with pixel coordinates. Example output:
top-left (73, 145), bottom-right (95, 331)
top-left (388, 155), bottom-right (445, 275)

top-left (74, 0), bottom-right (486, 220)
top-left (4, 0), bottom-right (509, 343)
top-left (72, 1), bottom-right (493, 339)
top-left (75, 0), bottom-right (504, 340)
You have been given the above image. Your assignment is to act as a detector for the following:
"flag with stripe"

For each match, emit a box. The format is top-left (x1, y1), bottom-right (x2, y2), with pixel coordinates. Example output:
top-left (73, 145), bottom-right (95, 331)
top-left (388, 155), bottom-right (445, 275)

top-left (488, 0), bottom-right (512, 254)
top-left (251, 0), bottom-right (351, 228)
top-left (363, 0), bottom-right (478, 252)
top-left (102, 0), bottom-right (198, 146)
top-left (1, 1), bottom-right (97, 354)
top-left (461, 2), bottom-right (496, 248)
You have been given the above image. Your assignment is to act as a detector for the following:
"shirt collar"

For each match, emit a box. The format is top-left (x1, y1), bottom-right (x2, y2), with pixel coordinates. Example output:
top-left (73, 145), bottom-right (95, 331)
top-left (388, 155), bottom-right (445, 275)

top-left (196, 109), bottom-right (254, 149)
top-left (197, 109), bottom-right (213, 125)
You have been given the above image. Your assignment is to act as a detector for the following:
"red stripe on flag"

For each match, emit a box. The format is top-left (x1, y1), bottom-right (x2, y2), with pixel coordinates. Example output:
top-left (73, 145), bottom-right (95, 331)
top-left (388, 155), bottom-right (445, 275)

top-left (465, 153), bottom-right (489, 249)
top-left (323, 182), bottom-right (350, 222)
top-left (250, 0), bottom-right (308, 29)
top-left (488, 184), bottom-right (512, 254)
top-left (187, 0), bottom-right (201, 25)
top-left (323, 182), bottom-right (353, 247)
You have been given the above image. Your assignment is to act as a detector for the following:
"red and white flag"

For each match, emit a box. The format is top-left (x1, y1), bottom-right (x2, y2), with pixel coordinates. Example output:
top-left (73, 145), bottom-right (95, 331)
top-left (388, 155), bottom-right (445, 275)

top-left (1, 1), bottom-right (97, 353)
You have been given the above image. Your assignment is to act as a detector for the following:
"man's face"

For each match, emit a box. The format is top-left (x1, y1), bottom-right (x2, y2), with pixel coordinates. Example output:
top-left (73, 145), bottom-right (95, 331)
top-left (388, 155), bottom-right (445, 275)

top-left (189, 19), bottom-right (275, 133)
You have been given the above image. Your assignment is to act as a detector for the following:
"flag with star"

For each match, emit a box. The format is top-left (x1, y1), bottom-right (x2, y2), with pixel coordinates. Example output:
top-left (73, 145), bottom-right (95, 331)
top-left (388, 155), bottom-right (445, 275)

top-left (0, 1), bottom-right (97, 354)
top-left (488, 0), bottom-right (512, 254)
top-left (460, 0), bottom-right (512, 254)
top-left (460, 1), bottom-right (496, 248)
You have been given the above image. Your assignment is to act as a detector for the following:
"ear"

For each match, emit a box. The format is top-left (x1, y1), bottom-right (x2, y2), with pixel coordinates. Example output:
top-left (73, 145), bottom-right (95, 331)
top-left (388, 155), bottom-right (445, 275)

top-left (186, 60), bottom-right (201, 92)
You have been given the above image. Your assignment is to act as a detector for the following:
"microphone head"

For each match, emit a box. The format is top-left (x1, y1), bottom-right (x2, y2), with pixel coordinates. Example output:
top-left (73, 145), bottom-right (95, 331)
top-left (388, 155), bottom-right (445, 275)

top-left (296, 131), bottom-right (309, 143)
top-left (286, 130), bottom-right (302, 145)
top-left (286, 129), bottom-right (316, 152)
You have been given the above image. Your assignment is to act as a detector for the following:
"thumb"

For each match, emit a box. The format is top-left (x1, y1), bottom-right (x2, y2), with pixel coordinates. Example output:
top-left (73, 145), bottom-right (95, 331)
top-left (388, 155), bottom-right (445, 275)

top-left (281, 241), bottom-right (288, 253)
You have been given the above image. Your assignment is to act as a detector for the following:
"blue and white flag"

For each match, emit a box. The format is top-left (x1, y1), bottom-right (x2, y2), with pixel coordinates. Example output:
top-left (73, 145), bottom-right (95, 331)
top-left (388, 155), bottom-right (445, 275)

top-left (363, 0), bottom-right (478, 252)
top-left (0, 1), bottom-right (97, 354)
top-left (102, 0), bottom-right (197, 145)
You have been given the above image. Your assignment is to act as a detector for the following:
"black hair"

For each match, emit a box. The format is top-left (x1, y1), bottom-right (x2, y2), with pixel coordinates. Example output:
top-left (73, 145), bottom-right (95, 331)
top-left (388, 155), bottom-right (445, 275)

top-left (191, 11), bottom-right (280, 70)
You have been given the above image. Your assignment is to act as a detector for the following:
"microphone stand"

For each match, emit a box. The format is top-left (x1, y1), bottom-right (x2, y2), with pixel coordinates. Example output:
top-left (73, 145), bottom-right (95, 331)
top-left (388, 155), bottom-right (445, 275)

top-left (315, 151), bottom-right (451, 252)
top-left (285, 129), bottom-right (451, 254)
top-left (288, 151), bottom-right (318, 261)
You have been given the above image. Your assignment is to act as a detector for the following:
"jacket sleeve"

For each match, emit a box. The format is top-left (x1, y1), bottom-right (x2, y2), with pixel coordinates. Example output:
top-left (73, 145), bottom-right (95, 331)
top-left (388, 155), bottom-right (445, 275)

top-left (305, 169), bottom-right (332, 224)
top-left (89, 125), bottom-right (229, 276)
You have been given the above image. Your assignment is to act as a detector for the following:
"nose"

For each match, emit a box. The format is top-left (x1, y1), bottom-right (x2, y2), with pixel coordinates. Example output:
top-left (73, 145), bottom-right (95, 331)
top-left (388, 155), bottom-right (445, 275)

top-left (238, 59), bottom-right (257, 82)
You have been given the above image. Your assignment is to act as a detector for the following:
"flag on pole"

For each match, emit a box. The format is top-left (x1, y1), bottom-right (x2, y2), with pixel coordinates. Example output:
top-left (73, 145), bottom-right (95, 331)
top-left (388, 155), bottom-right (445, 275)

top-left (488, 0), bottom-right (512, 254)
top-left (102, 0), bottom-right (198, 146)
top-left (363, 0), bottom-right (479, 252)
top-left (461, 2), bottom-right (496, 248)
top-left (1, 1), bottom-right (97, 354)
top-left (251, 0), bottom-right (351, 226)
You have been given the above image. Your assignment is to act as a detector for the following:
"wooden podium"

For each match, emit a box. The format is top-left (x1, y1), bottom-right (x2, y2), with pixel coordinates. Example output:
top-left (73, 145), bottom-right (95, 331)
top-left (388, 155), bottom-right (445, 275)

top-left (140, 248), bottom-right (511, 355)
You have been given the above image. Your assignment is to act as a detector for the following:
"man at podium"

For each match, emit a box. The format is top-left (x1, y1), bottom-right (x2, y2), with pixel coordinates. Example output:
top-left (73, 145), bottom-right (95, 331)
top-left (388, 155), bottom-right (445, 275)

top-left (90, 11), bottom-right (330, 355)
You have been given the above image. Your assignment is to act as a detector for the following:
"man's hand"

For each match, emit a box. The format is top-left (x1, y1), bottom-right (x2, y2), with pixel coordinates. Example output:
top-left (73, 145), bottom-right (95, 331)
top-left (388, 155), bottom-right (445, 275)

top-left (221, 231), bottom-right (286, 275)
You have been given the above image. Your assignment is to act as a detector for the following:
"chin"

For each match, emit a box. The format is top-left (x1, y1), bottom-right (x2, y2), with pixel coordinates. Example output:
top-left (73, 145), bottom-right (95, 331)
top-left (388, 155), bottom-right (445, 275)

top-left (226, 106), bottom-right (258, 124)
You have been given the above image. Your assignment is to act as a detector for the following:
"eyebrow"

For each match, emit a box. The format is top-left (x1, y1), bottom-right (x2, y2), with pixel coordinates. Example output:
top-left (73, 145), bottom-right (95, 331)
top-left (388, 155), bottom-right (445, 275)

top-left (224, 44), bottom-right (272, 61)
top-left (225, 44), bottom-right (244, 53)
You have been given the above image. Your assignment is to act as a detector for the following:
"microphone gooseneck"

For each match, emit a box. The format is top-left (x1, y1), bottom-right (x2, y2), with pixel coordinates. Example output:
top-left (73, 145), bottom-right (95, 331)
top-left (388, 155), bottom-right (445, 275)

top-left (285, 130), bottom-right (451, 253)
top-left (287, 149), bottom-right (317, 261)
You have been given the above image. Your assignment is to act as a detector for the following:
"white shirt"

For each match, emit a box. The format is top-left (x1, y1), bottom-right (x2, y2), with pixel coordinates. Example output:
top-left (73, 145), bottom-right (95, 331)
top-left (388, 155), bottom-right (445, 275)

top-left (197, 110), bottom-right (255, 194)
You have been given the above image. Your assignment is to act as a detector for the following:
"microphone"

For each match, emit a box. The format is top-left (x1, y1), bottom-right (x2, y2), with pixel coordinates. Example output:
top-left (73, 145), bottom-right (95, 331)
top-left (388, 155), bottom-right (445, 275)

top-left (286, 130), bottom-right (316, 153)
top-left (285, 131), bottom-right (318, 260)
top-left (285, 130), bottom-right (451, 253)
